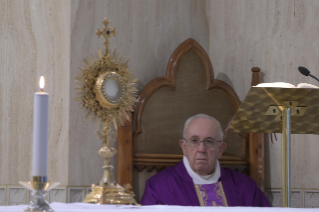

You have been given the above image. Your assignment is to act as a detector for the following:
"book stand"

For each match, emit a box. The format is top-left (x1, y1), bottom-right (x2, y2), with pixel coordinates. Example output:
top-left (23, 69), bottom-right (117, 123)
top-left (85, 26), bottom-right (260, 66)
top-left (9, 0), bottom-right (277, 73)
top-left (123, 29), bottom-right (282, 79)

top-left (230, 87), bottom-right (319, 207)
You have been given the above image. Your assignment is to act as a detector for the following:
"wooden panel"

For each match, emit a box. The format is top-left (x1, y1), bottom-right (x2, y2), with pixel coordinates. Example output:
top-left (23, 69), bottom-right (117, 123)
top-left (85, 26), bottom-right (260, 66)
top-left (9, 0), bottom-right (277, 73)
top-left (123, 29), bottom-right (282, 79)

top-left (249, 132), bottom-right (265, 191)
top-left (133, 160), bottom-right (248, 173)
top-left (133, 39), bottom-right (243, 157)
top-left (134, 153), bottom-right (245, 161)
top-left (133, 38), bottom-right (241, 135)
top-left (249, 67), bottom-right (265, 192)
top-left (117, 115), bottom-right (133, 187)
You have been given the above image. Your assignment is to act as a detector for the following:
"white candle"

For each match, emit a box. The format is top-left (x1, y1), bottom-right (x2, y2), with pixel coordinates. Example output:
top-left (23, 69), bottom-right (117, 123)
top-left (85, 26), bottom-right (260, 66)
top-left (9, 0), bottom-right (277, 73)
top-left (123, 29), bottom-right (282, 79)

top-left (32, 76), bottom-right (49, 177)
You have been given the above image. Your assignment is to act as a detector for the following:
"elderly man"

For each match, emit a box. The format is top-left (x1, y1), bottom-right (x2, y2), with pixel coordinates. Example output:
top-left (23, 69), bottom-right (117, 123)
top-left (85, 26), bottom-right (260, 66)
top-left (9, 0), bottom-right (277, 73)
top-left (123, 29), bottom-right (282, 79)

top-left (140, 114), bottom-right (270, 206)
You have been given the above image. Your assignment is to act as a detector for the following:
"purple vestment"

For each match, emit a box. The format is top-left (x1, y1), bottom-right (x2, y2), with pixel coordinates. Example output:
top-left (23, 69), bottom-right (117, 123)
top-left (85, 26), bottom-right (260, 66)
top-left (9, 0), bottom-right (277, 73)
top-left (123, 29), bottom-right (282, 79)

top-left (140, 161), bottom-right (270, 207)
top-left (195, 183), bottom-right (228, 206)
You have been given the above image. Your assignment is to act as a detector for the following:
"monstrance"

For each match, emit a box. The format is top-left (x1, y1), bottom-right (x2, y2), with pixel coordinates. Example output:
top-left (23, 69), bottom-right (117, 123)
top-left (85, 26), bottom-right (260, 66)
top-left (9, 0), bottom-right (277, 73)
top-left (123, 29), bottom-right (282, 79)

top-left (76, 18), bottom-right (138, 204)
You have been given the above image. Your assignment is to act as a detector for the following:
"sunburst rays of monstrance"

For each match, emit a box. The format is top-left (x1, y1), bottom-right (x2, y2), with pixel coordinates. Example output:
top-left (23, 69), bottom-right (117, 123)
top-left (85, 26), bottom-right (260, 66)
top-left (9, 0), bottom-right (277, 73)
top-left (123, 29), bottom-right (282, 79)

top-left (75, 18), bottom-right (138, 204)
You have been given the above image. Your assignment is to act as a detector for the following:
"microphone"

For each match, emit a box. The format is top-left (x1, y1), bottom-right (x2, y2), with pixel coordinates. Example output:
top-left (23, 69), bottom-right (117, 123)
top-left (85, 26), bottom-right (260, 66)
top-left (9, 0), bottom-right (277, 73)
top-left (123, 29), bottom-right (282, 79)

top-left (298, 66), bottom-right (310, 76)
top-left (298, 66), bottom-right (319, 83)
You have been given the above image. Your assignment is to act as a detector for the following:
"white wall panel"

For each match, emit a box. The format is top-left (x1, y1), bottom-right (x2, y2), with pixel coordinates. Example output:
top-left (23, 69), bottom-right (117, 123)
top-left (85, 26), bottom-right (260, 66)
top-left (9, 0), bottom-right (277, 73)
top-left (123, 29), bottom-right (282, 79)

top-left (209, 0), bottom-right (319, 189)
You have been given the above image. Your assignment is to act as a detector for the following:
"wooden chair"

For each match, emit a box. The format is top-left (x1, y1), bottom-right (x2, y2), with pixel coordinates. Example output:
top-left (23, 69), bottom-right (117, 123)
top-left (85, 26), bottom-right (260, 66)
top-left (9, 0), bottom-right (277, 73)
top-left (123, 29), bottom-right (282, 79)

top-left (117, 38), bottom-right (265, 202)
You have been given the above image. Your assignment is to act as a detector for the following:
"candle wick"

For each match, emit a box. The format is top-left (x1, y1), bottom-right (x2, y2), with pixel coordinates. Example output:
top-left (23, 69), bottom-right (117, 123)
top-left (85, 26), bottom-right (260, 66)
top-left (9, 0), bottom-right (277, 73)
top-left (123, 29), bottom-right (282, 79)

top-left (40, 88), bottom-right (44, 92)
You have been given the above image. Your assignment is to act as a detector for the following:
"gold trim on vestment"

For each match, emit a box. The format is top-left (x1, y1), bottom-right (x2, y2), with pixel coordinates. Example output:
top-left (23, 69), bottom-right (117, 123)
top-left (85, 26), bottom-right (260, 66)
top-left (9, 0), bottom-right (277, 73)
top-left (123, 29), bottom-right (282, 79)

top-left (198, 185), bottom-right (208, 205)
top-left (194, 184), bottom-right (205, 206)
top-left (194, 182), bottom-right (228, 207)
top-left (218, 182), bottom-right (228, 206)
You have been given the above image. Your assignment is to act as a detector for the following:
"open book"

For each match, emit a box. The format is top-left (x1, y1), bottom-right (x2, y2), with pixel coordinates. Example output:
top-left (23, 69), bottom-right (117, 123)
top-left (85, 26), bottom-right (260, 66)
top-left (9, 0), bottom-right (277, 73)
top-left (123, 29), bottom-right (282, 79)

top-left (254, 82), bottom-right (319, 89)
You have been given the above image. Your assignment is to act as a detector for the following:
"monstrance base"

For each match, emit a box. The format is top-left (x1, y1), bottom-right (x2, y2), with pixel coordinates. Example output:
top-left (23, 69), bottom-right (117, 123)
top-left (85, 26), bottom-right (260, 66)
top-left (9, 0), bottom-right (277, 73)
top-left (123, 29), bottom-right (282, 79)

top-left (83, 183), bottom-right (138, 205)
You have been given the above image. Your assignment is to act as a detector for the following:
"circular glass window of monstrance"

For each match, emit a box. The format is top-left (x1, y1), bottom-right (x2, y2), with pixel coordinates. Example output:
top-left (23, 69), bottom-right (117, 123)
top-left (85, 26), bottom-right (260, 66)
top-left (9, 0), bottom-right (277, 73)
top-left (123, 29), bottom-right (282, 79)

top-left (94, 72), bottom-right (126, 108)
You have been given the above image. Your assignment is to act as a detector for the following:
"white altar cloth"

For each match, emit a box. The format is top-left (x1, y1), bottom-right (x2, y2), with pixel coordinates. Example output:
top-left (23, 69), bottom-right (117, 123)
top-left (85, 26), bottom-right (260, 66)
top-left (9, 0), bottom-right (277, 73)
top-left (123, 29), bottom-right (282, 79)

top-left (0, 203), bottom-right (318, 212)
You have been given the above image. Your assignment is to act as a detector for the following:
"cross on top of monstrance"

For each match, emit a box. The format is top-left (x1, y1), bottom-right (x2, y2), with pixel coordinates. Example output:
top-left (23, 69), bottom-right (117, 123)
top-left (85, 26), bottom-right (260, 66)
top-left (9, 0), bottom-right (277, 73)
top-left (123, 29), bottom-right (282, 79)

top-left (96, 18), bottom-right (117, 54)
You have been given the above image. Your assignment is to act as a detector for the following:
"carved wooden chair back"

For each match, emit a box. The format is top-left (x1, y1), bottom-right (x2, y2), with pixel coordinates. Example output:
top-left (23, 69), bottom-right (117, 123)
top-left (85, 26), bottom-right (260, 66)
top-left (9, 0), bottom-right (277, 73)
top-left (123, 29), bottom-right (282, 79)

top-left (117, 38), bottom-right (265, 202)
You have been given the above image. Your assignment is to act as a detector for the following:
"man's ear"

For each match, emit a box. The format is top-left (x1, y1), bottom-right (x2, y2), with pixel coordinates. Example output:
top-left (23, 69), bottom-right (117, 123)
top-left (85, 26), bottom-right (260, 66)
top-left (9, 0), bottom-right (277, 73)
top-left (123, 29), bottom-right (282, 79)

top-left (217, 142), bottom-right (227, 159)
top-left (179, 139), bottom-right (186, 155)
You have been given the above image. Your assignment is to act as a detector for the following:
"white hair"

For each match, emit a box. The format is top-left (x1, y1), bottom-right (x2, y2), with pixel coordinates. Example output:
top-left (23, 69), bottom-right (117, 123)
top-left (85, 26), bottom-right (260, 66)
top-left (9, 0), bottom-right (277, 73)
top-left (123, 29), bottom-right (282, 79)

top-left (183, 114), bottom-right (224, 142)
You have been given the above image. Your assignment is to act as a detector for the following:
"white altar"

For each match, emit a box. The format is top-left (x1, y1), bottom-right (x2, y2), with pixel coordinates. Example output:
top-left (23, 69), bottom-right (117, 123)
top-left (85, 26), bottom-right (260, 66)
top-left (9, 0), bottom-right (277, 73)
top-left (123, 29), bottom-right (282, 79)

top-left (0, 203), bottom-right (318, 212)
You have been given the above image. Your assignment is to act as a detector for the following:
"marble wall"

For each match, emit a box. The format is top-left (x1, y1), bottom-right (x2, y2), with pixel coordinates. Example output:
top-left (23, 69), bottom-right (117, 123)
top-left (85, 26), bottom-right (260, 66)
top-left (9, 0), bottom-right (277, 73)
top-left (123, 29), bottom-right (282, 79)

top-left (0, 0), bottom-right (209, 204)
top-left (0, 0), bottom-right (71, 186)
top-left (209, 0), bottom-right (319, 191)
top-left (2, 0), bottom-right (319, 207)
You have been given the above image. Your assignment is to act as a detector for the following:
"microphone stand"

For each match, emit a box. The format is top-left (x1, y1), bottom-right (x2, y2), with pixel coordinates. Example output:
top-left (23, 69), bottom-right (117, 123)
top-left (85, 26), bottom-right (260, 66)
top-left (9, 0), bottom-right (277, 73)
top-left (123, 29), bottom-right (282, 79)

top-left (309, 73), bottom-right (319, 83)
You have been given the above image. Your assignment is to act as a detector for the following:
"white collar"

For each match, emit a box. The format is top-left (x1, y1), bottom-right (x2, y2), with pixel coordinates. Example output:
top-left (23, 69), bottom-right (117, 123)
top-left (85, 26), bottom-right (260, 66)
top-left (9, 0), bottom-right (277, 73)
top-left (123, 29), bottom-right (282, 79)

top-left (183, 156), bottom-right (220, 185)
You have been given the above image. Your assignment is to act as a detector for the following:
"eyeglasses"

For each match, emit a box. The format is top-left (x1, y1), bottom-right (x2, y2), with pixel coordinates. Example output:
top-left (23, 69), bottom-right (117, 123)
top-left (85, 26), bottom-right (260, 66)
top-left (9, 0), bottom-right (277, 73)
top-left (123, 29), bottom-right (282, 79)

top-left (184, 137), bottom-right (221, 149)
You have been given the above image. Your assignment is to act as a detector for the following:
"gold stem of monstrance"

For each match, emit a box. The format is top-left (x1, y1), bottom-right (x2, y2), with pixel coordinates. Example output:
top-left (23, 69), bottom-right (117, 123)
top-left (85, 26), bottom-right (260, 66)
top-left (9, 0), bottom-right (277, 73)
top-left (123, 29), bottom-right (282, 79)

top-left (83, 122), bottom-right (137, 204)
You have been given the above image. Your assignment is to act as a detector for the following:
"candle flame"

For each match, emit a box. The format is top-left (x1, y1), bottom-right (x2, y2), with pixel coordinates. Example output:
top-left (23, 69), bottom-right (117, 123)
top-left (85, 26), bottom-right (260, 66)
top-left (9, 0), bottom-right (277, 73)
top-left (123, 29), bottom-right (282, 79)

top-left (39, 76), bottom-right (45, 91)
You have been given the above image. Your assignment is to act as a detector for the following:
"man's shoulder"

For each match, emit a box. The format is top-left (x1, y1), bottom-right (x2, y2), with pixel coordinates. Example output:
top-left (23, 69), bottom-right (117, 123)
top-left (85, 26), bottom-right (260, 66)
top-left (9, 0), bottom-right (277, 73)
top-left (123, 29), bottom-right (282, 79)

top-left (147, 164), bottom-right (180, 185)
top-left (220, 167), bottom-right (257, 185)
top-left (141, 161), bottom-right (198, 206)
top-left (220, 167), bottom-right (270, 207)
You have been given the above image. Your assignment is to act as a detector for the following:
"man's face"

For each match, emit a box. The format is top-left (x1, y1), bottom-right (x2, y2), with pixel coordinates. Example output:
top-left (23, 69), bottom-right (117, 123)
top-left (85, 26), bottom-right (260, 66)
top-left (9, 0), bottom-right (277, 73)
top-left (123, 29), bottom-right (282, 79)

top-left (179, 117), bottom-right (226, 175)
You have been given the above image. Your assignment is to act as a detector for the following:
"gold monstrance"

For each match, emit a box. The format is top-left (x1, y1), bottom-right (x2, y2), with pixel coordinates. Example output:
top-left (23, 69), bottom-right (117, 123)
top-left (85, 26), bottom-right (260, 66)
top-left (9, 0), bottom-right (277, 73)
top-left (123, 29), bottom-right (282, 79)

top-left (76, 18), bottom-right (138, 204)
